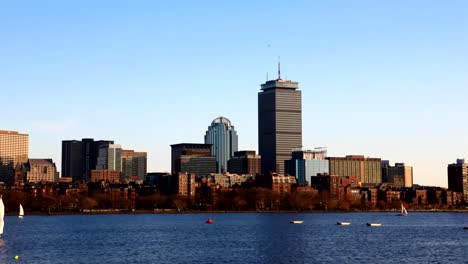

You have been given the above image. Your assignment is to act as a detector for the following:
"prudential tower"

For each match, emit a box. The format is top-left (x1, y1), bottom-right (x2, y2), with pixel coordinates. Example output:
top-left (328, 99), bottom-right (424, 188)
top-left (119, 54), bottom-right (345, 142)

top-left (258, 63), bottom-right (302, 175)
top-left (204, 117), bottom-right (238, 173)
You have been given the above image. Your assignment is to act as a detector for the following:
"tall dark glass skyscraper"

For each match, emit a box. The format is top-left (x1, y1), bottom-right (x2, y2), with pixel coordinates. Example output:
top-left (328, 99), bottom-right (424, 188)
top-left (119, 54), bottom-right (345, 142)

top-left (62, 138), bottom-right (113, 182)
top-left (258, 69), bottom-right (302, 175)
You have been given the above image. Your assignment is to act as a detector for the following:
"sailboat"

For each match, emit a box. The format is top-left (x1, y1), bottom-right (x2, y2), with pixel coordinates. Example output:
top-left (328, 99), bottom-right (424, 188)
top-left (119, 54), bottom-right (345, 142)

top-left (398, 203), bottom-right (408, 216)
top-left (0, 196), bottom-right (4, 237)
top-left (19, 204), bottom-right (24, 218)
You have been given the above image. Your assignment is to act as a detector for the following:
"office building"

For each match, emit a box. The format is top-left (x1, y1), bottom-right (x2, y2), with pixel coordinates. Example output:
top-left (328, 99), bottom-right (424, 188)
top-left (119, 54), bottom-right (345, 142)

top-left (62, 138), bottom-right (114, 182)
top-left (382, 161), bottom-right (413, 188)
top-left (204, 116), bottom-right (238, 173)
top-left (121, 150), bottom-right (147, 181)
top-left (286, 148), bottom-right (329, 185)
top-left (171, 143), bottom-right (217, 177)
top-left (96, 144), bottom-right (122, 171)
top-left (447, 159), bottom-right (468, 202)
top-left (258, 66), bottom-right (302, 175)
top-left (327, 155), bottom-right (382, 184)
top-left (227, 150), bottom-right (261, 175)
top-left (0, 130), bottom-right (29, 183)
top-left (90, 170), bottom-right (121, 183)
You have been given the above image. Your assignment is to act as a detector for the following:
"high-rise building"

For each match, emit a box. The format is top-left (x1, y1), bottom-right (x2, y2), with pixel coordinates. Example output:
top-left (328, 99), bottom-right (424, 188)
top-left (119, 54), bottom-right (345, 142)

top-left (227, 150), bottom-right (261, 175)
top-left (382, 161), bottom-right (413, 188)
top-left (24, 159), bottom-right (59, 183)
top-left (121, 150), bottom-right (147, 181)
top-left (286, 148), bottom-right (329, 185)
top-left (258, 67), bottom-right (302, 175)
top-left (62, 138), bottom-right (114, 182)
top-left (171, 143), bottom-right (217, 177)
top-left (204, 116), bottom-right (238, 173)
top-left (327, 155), bottom-right (382, 184)
top-left (0, 130), bottom-right (29, 183)
top-left (97, 144), bottom-right (122, 171)
top-left (447, 159), bottom-right (468, 202)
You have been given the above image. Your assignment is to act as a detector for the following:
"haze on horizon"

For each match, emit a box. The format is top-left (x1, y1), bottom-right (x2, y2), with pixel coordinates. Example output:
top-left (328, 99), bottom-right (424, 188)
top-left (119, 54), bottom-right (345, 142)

top-left (1, 1), bottom-right (467, 188)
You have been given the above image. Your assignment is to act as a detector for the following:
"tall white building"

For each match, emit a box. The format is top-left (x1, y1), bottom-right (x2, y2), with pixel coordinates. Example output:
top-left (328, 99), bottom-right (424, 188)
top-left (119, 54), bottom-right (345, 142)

top-left (204, 117), bottom-right (238, 173)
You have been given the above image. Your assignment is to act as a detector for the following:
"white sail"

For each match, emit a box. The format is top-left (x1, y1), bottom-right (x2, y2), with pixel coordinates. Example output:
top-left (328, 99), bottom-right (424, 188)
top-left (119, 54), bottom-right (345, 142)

top-left (19, 204), bottom-right (24, 218)
top-left (0, 197), bottom-right (4, 236)
top-left (401, 204), bottom-right (408, 216)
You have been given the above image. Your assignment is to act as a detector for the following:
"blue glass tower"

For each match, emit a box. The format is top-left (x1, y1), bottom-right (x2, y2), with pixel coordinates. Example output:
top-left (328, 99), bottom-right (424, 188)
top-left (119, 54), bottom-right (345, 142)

top-left (204, 117), bottom-right (238, 173)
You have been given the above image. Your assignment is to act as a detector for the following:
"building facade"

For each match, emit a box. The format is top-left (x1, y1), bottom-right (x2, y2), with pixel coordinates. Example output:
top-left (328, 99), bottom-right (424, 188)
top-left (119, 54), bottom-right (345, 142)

top-left (175, 172), bottom-right (196, 196)
top-left (171, 143), bottom-right (217, 177)
top-left (90, 170), bottom-right (121, 183)
top-left (24, 159), bottom-right (59, 183)
top-left (0, 130), bottom-right (29, 183)
top-left (121, 150), bottom-right (147, 181)
top-left (227, 150), bottom-right (261, 175)
top-left (286, 148), bottom-right (329, 185)
top-left (204, 116), bottom-right (238, 173)
top-left (97, 144), bottom-right (122, 171)
top-left (382, 161), bottom-right (413, 188)
top-left (447, 159), bottom-right (468, 202)
top-left (62, 138), bottom-right (114, 182)
top-left (327, 155), bottom-right (382, 184)
top-left (258, 73), bottom-right (302, 175)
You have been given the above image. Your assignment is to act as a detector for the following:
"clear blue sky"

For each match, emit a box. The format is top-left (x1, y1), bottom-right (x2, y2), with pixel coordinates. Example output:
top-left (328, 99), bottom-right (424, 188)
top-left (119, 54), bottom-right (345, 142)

top-left (1, 1), bottom-right (467, 187)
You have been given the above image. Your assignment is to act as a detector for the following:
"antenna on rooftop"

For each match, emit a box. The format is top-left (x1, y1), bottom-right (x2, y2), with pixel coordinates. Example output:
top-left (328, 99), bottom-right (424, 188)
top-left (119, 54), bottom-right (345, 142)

top-left (277, 56), bottom-right (281, 80)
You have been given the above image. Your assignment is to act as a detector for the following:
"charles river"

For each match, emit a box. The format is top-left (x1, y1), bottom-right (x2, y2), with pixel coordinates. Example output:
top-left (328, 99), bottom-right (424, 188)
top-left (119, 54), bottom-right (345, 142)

top-left (0, 212), bottom-right (466, 263)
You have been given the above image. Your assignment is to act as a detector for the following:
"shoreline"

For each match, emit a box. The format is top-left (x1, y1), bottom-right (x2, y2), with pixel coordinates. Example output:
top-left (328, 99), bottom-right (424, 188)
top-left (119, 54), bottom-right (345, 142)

top-left (6, 208), bottom-right (468, 216)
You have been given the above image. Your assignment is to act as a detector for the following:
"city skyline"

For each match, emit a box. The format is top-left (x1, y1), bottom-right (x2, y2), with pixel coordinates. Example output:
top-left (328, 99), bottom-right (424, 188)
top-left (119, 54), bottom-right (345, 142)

top-left (2, 1), bottom-right (468, 187)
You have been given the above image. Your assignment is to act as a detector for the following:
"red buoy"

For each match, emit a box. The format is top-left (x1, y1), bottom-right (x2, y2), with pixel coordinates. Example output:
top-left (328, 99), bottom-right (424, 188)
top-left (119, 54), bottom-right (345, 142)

top-left (206, 218), bottom-right (213, 224)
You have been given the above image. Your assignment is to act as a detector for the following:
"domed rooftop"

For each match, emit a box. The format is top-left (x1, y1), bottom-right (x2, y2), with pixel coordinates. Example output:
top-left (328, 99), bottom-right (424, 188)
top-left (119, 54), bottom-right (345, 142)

top-left (212, 116), bottom-right (232, 127)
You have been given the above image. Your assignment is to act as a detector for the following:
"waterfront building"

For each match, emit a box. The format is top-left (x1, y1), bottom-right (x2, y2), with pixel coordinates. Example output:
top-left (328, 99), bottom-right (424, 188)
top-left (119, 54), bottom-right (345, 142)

top-left (24, 159), bottom-right (59, 183)
top-left (210, 173), bottom-right (253, 188)
top-left (121, 150), bottom-right (147, 181)
top-left (204, 117), bottom-right (238, 173)
top-left (286, 148), bottom-right (329, 185)
top-left (258, 67), bottom-right (302, 175)
top-left (271, 173), bottom-right (297, 194)
top-left (175, 172), bottom-right (195, 196)
top-left (171, 143), bottom-right (217, 177)
top-left (90, 170), bottom-right (120, 183)
top-left (0, 130), bottom-right (29, 183)
top-left (96, 144), bottom-right (122, 171)
top-left (62, 138), bottom-right (114, 182)
top-left (447, 159), bottom-right (468, 202)
top-left (227, 150), bottom-right (261, 175)
top-left (310, 175), bottom-right (358, 201)
top-left (327, 155), bottom-right (382, 184)
top-left (382, 161), bottom-right (413, 188)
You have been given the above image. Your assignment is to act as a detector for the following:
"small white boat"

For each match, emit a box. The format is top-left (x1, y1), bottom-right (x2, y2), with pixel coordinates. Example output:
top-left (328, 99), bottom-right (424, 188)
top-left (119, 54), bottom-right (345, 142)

top-left (290, 220), bottom-right (304, 224)
top-left (19, 204), bottom-right (24, 218)
top-left (337, 222), bottom-right (351, 226)
top-left (367, 223), bottom-right (382, 227)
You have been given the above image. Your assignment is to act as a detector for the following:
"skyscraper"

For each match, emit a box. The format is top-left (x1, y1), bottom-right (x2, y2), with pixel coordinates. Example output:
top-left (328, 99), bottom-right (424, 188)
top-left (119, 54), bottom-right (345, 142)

top-left (121, 150), bottom-right (147, 181)
top-left (258, 65), bottom-right (302, 175)
top-left (204, 116), bottom-right (238, 173)
top-left (448, 159), bottom-right (468, 202)
top-left (96, 144), bottom-right (122, 171)
top-left (0, 130), bottom-right (29, 183)
top-left (62, 138), bottom-right (114, 182)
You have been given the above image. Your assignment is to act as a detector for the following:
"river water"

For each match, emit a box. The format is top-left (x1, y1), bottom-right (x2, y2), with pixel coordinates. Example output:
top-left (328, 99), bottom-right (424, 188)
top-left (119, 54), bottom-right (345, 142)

top-left (0, 212), bottom-right (466, 263)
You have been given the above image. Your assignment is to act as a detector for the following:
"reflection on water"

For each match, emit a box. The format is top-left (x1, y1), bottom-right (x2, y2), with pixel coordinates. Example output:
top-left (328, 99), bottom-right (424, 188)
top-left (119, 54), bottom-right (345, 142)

top-left (0, 213), bottom-right (466, 263)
